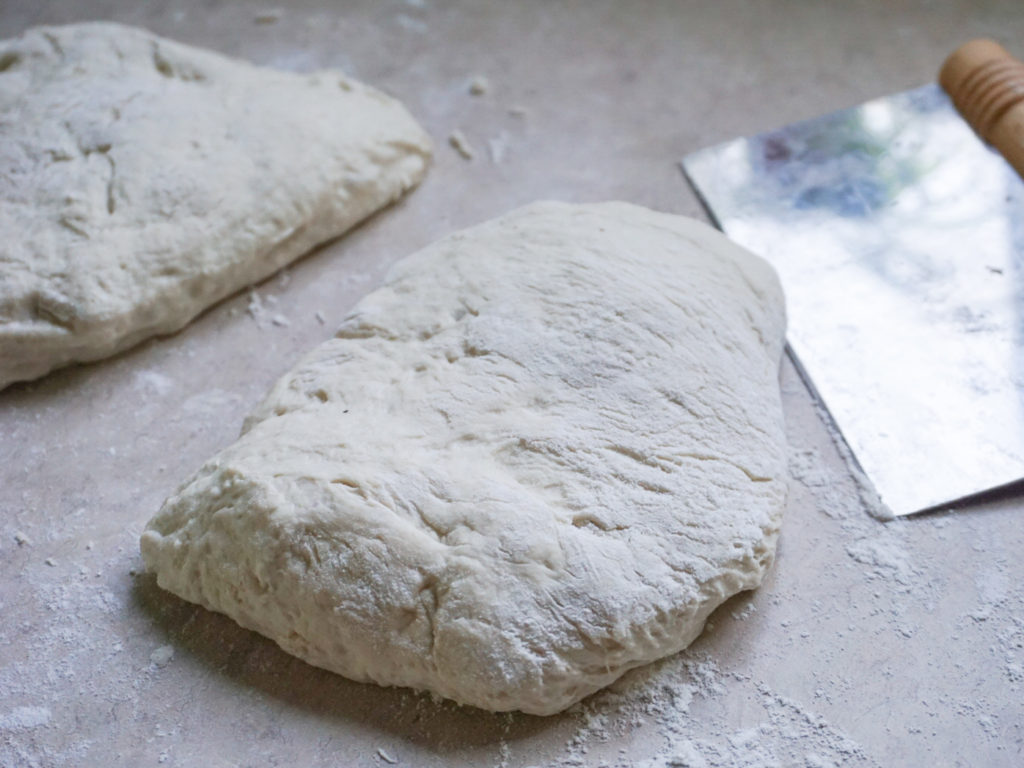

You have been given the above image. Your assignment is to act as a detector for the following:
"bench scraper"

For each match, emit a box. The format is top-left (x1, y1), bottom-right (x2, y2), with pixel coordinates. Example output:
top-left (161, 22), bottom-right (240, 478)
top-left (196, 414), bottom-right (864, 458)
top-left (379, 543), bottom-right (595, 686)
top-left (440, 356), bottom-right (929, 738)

top-left (683, 40), bottom-right (1024, 516)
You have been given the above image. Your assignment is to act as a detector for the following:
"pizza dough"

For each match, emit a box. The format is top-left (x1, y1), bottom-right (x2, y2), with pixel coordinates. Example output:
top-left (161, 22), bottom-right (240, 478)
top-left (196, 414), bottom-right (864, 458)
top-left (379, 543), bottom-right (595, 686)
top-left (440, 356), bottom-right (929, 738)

top-left (140, 201), bottom-right (788, 715)
top-left (0, 22), bottom-right (431, 389)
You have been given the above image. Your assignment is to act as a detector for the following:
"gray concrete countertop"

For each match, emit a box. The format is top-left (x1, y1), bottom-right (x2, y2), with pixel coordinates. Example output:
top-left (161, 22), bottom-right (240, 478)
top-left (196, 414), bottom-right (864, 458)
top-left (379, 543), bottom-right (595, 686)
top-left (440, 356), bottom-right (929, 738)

top-left (2, 2), bottom-right (1023, 766)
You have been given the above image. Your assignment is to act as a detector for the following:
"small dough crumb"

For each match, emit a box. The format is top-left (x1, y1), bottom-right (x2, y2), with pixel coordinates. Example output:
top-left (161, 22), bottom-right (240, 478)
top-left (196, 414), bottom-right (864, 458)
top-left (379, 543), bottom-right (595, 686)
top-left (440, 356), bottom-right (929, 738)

top-left (247, 290), bottom-right (269, 327)
top-left (448, 130), bottom-right (475, 160)
top-left (468, 75), bottom-right (489, 96)
top-left (254, 9), bottom-right (282, 24)
top-left (150, 645), bottom-right (175, 667)
top-left (14, 531), bottom-right (32, 547)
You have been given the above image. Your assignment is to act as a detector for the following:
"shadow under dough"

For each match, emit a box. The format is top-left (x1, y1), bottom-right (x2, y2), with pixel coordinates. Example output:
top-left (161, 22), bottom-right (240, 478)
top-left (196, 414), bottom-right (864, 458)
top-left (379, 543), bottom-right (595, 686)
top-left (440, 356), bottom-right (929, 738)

top-left (131, 573), bottom-right (563, 752)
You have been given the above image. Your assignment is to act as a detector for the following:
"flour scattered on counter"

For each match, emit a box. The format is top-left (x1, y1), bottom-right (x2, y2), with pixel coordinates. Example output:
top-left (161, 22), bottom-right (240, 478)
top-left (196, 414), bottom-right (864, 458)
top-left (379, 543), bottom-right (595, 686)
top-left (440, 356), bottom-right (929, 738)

top-left (488, 132), bottom-right (509, 165)
top-left (0, 706), bottom-right (51, 731)
top-left (133, 370), bottom-right (175, 396)
top-left (787, 448), bottom-right (854, 521)
top-left (245, 290), bottom-right (293, 330)
top-left (789, 447), bottom-right (918, 587)
top-left (731, 602), bottom-right (757, 621)
top-left (547, 654), bottom-right (876, 768)
top-left (342, 271), bottom-right (373, 287)
top-left (975, 565), bottom-right (1009, 606)
top-left (448, 130), bottom-right (475, 160)
top-left (845, 539), bottom-right (918, 586)
top-left (969, 563), bottom-right (1011, 621)
top-left (395, 14), bottom-right (428, 33)
top-left (180, 388), bottom-right (242, 418)
top-left (801, 400), bottom-right (893, 520)
top-left (496, 740), bottom-right (512, 768)
top-left (247, 289), bottom-right (268, 325)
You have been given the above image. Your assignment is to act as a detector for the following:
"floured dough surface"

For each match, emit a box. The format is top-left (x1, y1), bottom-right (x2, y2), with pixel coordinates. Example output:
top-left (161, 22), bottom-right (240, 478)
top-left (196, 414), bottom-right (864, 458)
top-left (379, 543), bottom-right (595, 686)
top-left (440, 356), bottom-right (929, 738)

top-left (0, 22), bottom-right (431, 388)
top-left (141, 201), bottom-right (788, 715)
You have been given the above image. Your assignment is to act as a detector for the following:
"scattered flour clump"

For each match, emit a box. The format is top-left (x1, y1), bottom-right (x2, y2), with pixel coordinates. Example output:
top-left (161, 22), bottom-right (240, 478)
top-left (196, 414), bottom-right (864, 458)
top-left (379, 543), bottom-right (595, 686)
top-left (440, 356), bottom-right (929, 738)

top-left (0, 706), bottom-right (51, 731)
top-left (149, 645), bottom-right (175, 667)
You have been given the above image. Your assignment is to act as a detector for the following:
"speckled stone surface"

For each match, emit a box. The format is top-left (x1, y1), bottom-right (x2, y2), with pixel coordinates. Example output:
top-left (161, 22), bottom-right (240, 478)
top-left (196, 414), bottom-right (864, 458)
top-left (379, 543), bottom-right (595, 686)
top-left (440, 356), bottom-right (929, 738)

top-left (2, 2), bottom-right (1023, 766)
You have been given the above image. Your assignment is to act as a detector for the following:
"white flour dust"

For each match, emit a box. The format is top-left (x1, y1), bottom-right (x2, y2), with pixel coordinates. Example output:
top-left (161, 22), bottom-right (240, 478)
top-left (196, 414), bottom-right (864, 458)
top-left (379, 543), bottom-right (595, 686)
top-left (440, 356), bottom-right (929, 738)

top-left (533, 654), bottom-right (876, 768)
top-left (788, 448), bottom-right (915, 584)
top-left (0, 706), bottom-right (51, 731)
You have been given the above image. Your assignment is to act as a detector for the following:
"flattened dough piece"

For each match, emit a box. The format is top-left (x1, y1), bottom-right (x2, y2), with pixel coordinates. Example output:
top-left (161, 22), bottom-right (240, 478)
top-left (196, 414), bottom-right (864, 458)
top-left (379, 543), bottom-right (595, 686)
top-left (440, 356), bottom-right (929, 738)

top-left (141, 201), bottom-right (788, 715)
top-left (0, 22), bottom-right (431, 388)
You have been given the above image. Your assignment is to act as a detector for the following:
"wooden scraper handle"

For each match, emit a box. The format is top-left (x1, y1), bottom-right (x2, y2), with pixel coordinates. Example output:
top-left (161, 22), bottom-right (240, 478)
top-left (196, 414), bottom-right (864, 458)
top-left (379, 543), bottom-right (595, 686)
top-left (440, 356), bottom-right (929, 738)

top-left (940, 39), bottom-right (1024, 178)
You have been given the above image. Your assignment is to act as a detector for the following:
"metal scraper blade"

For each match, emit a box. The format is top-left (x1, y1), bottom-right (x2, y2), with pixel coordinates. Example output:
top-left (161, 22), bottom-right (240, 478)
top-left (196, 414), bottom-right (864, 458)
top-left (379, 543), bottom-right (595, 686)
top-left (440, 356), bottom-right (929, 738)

top-left (683, 84), bottom-right (1024, 517)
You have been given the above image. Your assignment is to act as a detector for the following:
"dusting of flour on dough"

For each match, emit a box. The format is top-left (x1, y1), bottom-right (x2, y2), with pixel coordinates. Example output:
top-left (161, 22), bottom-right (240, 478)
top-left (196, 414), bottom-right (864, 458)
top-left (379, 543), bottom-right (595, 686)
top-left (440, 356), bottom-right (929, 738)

top-left (140, 201), bottom-right (789, 716)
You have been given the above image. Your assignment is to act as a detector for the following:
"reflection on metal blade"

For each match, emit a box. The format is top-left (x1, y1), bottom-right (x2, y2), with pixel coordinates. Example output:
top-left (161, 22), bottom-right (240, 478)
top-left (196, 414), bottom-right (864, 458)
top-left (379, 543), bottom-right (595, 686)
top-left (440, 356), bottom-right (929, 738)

top-left (683, 84), bottom-right (1024, 516)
